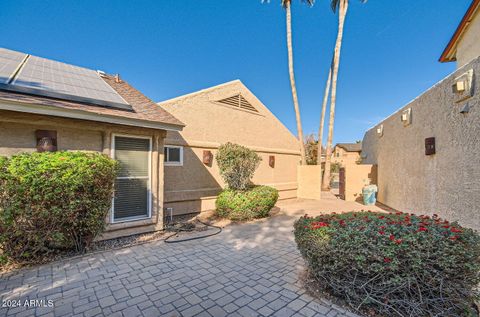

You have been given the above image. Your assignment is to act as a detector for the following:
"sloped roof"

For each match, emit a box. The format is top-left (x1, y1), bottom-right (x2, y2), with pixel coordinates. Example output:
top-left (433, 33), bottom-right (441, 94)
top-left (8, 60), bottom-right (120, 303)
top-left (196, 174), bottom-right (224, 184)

top-left (440, 0), bottom-right (480, 62)
top-left (0, 49), bottom-right (184, 131)
top-left (335, 143), bottom-right (362, 152)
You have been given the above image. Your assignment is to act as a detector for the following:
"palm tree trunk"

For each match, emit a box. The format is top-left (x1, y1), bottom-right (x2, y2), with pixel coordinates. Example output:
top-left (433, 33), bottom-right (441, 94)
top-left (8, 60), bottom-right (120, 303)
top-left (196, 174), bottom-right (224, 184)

top-left (317, 59), bottom-right (333, 165)
top-left (286, 2), bottom-right (307, 165)
top-left (322, 0), bottom-right (348, 191)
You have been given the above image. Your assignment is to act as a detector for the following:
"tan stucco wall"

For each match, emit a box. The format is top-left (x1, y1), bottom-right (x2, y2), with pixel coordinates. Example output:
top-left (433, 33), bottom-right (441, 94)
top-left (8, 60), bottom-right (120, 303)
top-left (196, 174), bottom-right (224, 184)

top-left (456, 10), bottom-right (480, 68)
top-left (297, 166), bottom-right (322, 200)
top-left (160, 80), bottom-right (301, 215)
top-left (0, 110), bottom-right (167, 239)
top-left (332, 147), bottom-right (360, 166)
top-left (361, 57), bottom-right (480, 229)
top-left (343, 163), bottom-right (377, 202)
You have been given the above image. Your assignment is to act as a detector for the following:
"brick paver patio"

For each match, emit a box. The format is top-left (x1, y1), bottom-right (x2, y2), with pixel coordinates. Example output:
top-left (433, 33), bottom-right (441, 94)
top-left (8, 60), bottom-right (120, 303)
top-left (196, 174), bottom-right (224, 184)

top-left (0, 195), bottom-right (376, 317)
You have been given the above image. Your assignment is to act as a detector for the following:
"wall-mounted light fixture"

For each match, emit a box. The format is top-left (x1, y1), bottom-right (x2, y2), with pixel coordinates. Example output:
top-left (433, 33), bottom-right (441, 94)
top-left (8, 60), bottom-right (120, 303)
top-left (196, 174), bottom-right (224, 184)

top-left (376, 124), bottom-right (384, 137)
top-left (453, 69), bottom-right (474, 103)
top-left (203, 150), bottom-right (213, 165)
top-left (35, 130), bottom-right (57, 152)
top-left (269, 155), bottom-right (275, 168)
top-left (401, 108), bottom-right (412, 126)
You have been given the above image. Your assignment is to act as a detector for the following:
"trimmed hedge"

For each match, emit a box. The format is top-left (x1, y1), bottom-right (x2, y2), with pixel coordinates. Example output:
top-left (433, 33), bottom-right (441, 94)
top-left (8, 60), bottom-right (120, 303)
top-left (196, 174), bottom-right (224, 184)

top-left (216, 186), bottom-right (279, 221)
top-left (0, 152), bottom-right (118, 263)
top-left (294, 211), bottom-right (480, 317)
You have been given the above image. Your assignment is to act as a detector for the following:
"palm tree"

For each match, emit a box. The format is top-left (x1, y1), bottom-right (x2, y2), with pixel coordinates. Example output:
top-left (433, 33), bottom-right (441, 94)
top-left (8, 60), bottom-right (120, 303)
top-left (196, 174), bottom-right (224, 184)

top-left (282, 0), bottom-right (314, 165)
top-left (322, 0), bottom-right (366, 190)
top-left (317, 58), bottom-right (333, 165)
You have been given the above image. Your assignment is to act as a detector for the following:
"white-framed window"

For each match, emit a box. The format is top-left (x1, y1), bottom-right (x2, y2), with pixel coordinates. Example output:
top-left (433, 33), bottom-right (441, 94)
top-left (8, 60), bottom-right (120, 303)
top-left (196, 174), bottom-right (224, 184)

top-left (164, 145), bottom-right (183, 166)
top-left (111, 134), bottom-right (152, 223)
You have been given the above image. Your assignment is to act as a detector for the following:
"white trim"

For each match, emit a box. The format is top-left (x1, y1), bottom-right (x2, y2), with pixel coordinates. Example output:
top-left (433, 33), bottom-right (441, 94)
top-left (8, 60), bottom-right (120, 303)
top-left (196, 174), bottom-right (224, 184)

top-left (164, 145), bottom-right (184, 166)
top-left (0, 99), bottom-right (183, 131)
top-left (111, 134), bottom-right (152, 224)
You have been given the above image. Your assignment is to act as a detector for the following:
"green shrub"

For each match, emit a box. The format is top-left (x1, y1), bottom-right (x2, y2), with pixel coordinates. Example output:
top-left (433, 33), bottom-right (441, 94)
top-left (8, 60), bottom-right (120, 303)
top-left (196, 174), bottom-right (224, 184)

top-left (216, 186), bottom-right (279, 221)
top-left (294, 211), bottom-right (480, 317)
top-left (215, 143), bottom-right (261, 190)
top-left (0, 151), bottom-right (118, 262)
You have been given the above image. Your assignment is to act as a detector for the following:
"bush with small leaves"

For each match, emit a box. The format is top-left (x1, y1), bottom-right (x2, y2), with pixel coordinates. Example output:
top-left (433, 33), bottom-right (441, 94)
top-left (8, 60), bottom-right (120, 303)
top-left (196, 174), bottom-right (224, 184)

top-left (0, 152), bottom-right (118, 264)
top-left (215, 143), bottom-right (261, 190)
top-left (216, 186), bottom-right (278, 221)
top-left (294, 211), bottom-right (480, 317)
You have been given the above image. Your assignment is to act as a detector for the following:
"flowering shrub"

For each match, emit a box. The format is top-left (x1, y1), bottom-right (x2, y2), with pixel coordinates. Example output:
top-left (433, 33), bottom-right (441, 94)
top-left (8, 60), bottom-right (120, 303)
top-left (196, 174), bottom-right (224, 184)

top-left (294, 211), bottom-right (480, 316)
top-left (216, 186), bottom-right (278, 221)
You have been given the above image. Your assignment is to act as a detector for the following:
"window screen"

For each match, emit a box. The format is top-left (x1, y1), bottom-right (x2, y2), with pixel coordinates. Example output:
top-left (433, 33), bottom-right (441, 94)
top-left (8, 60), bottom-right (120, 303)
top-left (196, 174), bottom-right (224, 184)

top-left (113, 136), bottom-right (151, 221)
top-left (164, 146), bottom-right (183, 165)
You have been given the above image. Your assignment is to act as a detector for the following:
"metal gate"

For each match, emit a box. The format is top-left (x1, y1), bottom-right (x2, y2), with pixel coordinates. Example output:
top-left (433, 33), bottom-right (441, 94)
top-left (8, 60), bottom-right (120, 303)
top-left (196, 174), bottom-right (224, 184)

top-left (339, 167), bottom-right (345, 200)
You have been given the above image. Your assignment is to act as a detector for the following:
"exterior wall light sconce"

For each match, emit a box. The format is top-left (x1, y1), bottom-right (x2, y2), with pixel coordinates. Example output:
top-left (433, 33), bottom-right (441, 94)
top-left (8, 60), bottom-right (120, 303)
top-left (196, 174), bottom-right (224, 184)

top-left (453, 69), bottom-right (474, 103)
top-left (35, 130), bottom-right (57, 152)
top-left (376, 124), bottom-right (383, 137)
top-left (269, 155), bottom-right (275, 168)
top-left (425, 137), bottom-right (436, 156)
top-left (401, 108), bottom-right (412, 126)
top-left (203, 150), bottom-right (213, 165)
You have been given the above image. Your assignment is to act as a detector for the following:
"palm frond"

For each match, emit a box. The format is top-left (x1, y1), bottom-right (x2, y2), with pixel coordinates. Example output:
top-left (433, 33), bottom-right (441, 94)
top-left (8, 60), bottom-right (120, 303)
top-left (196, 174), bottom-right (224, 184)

top-left (330, 0), bottom-right (367, 13)
top-left (280, 0), bottom-right (315, 8)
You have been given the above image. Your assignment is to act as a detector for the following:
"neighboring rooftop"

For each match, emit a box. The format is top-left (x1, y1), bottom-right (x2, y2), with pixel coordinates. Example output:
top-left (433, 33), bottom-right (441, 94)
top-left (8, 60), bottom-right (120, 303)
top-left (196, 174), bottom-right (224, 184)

top-left (0, 47), bottom-right (184, 131)
top-left (335, 143), bottom-right (362, 152)
top-left (439, 0), bottom-right (480, 63)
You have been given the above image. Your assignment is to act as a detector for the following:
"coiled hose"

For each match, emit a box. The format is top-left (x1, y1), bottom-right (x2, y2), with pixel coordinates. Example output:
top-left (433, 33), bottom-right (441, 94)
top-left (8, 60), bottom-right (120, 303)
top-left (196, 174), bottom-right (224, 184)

top-left (164, 217), bottom-right (222, 243)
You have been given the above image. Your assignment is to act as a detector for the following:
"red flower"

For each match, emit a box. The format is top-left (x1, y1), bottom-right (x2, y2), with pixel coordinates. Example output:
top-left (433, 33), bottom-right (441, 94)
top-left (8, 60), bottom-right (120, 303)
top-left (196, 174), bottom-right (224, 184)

top-left (389, 234), bottom-right (395, 241)
top-left (395, 239), bottom-right (403, 245)
top-left (384, 257), bottom-right (392, 263)
top-left (378, 216), bottom-right (385, 219)
top-left (450, 236), bottom-right (459, 241)
top-left (417, 227), bottom-right (428, 232)
top-left (379, 226), bottom-right (386, 230)
top-left (451, 228), bottom-right (462, 233)
top-left (442, 225), bottom-right (450, 229)
top-left (311, 222), bottom-right (329, 229)
top-left (378, 231), bottom-right (385, 235)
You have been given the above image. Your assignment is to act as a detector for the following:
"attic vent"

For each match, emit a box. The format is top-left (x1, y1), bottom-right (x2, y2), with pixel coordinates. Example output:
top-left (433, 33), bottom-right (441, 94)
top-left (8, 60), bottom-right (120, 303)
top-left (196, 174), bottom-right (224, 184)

top-left (217, 94), bottom-right (258, 112)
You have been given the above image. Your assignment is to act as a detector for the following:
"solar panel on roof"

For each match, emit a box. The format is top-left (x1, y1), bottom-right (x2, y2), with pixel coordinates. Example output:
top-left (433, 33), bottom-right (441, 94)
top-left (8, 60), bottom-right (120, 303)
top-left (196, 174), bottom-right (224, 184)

top-left (0, 48), bottom-right (27, 84)
top-left (0, 48), bottom-right (132, 110)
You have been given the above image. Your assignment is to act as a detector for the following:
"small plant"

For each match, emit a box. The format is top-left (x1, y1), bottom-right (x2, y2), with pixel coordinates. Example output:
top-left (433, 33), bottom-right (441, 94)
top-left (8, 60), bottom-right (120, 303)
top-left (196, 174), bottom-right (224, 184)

top-left (216, 186), bottom-right (279, 221)
top-left (330, 162), bottom-right (341, 173)
top-left (294, 211), bottom-right (480, 317)
top-left (0, 152), bottom-right (118, 263)
top-left (216, 143), bottom-right (261, 190)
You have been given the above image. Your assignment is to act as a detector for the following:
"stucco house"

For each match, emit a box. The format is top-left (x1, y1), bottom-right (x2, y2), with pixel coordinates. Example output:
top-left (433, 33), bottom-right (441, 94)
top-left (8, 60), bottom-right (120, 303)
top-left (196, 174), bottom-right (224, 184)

top-left (361, 2), bottom-right (480, 230)
top-left (332, 143), bottom-right (361, 167)
top-left (157, 80), bottom-right (301, 216)
top-left (0, 47), bottom-right (185, 239)
top-left (440, 0), bottom-right (480, 68)
top-left (0, 48), bottom-right (302, 238)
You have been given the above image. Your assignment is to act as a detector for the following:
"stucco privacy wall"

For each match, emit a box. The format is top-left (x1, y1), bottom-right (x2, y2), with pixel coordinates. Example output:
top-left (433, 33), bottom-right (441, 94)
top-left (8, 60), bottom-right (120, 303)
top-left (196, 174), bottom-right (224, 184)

top-left (297, 166), bottom-right (322, 200)
top-left (0, 110), bottom-right (166, 240)
top-left (456, 9), bottom-right (480, 68)
top-left (361, 57), bottom-right (480, 229)
top-left (159, 80), bottom-right (301, 215)
top-left (342, 164), bottom-right (377, 202)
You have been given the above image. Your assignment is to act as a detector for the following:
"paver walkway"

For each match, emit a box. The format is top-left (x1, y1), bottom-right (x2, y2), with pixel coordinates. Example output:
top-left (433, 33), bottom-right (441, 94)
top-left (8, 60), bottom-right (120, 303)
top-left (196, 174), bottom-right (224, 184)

top-left (0, 194), bottom-right (382, 317)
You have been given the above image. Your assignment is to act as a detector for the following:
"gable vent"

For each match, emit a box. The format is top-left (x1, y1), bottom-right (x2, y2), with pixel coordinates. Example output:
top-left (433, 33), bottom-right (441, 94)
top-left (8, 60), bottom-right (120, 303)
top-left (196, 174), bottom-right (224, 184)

top-left (216, 94), bottom-right (258, 112)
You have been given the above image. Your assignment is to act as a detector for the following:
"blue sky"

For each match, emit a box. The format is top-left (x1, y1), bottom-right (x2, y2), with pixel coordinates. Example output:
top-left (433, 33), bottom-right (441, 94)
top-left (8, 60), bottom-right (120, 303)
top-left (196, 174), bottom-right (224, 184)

top-left (0, 0), bottom-right (471, 143)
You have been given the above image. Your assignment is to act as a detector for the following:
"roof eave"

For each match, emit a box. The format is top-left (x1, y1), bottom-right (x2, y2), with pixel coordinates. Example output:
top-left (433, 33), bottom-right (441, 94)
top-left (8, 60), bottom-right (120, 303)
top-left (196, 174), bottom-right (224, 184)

top-left (0, 99), bottom-right (184, 132)
top-left (439, 0), bottom-right (480, 63)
